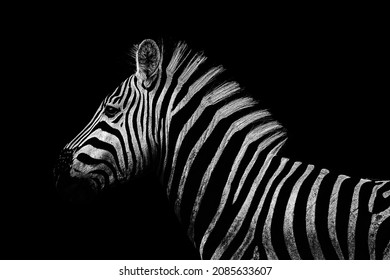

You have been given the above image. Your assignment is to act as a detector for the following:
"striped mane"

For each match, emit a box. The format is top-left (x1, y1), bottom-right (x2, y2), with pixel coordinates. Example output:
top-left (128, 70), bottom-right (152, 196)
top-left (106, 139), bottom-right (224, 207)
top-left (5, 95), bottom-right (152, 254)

top-left (162, 41), bottom-right (265, 119)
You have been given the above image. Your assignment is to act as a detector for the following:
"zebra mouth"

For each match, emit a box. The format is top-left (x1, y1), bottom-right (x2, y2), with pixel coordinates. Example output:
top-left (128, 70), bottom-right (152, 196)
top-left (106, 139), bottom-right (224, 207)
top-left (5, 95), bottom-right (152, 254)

top-left (55, 172), bottom-right (99, 204)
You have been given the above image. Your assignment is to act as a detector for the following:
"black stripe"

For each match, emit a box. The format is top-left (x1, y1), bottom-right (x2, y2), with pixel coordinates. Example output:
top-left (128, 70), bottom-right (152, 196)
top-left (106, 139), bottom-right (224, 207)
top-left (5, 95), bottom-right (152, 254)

top-left (124, 98), bottom-right (138, 178)
top-left (335, 176), bottom-right (357, 259)
top-left (76, 153), bottom-right (118, 182)
top-left (142, 73), bottom-right (159, 91)
top-left (272, 162), bottom-right (306, 259)
top-left (152, 61), bottom-right (167, 146)
top-left (116, 77), bottom-right (130, 104)
top-left (79, 137), bottom-right (123, 177)
top-left (137, 87), bottom-right (148, 163)
top-left (355, 181), bottom-right (375, 259)
top-left (93, 121), bottom-right (128, 171)
top-left (122, 76), bottom-right (135, 109)
top-left (315, 172), bottom-right (339, 259)
top-left (292, 166), bottom-right (319, 259)
top-left (112, 113), bottom-right (123, 124)
top-left (131, 81), bottom-right (144, 164)
top-left (144, 96), bottom-right (154, 165)
top-left (158, 117), bottom-right (166, 179)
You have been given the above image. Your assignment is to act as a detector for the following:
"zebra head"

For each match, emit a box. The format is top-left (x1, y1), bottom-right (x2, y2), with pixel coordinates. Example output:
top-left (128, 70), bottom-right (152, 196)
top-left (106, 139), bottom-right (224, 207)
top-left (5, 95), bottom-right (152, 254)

top-left (54, 39), bottom-right (162, 202)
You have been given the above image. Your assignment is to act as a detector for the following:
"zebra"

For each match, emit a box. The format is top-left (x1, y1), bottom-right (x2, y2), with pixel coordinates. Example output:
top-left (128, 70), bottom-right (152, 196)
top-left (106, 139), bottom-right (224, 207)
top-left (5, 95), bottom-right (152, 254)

top-left (54, 38), bottom-right (390, 259)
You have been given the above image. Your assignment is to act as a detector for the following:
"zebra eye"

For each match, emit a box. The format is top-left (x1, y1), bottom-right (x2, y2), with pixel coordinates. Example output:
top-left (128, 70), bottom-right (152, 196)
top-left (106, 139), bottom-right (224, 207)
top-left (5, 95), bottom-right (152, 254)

top-left (104, 105), bottom-right (120, 117)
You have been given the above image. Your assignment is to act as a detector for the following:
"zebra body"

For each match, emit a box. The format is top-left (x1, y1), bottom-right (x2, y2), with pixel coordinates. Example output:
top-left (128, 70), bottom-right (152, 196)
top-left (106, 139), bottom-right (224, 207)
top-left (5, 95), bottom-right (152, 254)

top-left (54, 39), bottom-right (390, 259)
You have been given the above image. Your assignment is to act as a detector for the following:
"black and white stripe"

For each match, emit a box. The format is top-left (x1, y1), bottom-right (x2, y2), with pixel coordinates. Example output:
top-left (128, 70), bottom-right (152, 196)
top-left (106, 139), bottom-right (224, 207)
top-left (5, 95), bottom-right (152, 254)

top-left (54, 39), bottom-right (389, 259)
top-left (204, 155), bottom-right (390, 259)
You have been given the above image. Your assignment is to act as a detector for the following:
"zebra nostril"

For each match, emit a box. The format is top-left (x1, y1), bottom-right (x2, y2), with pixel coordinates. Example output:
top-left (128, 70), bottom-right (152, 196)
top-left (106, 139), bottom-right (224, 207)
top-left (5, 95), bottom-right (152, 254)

top-left (54, 148), bottom-right (99, 203)
top-left (54, 148), bottom-right (75, 179)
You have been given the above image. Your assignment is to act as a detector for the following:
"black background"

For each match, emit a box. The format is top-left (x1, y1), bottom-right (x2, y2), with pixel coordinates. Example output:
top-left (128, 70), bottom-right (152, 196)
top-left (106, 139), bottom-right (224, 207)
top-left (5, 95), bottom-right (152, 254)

top-left (3, 7), bottom-right (389, 259)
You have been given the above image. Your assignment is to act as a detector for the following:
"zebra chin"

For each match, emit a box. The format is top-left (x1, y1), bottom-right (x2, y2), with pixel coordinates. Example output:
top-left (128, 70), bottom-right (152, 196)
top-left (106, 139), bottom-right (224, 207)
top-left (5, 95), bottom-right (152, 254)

top-left (55, 172), bottom-right (100, 204)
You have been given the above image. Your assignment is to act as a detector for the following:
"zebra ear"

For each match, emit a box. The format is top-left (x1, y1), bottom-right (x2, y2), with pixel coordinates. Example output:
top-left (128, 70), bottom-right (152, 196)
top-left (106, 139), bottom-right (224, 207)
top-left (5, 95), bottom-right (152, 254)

top-left (136, 39), bottom-right (161, 87)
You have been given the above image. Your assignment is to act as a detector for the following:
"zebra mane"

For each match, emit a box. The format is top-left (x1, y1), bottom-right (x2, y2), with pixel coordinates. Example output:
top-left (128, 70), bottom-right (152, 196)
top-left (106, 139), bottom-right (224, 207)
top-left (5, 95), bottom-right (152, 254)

top-left (161, 40), bottom-right (283, 131)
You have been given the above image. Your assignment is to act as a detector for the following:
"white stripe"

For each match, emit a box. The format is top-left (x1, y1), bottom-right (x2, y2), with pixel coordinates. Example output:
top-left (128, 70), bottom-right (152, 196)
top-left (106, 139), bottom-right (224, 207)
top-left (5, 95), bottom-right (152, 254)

top-left (328, 174), bottom-right (349, 259)
top-left (166, 42), bottom-right (189, 75)
top-left (347, 178), bottom-right (370, 259)
top-left (136, 79), bottom-right (147, 167)
top-left (147, 87), bottom-right (156, 160)
top-left (263, 160), bottom-right (301, 260)
top-left (306, 168), bottom-right (329, 259)
top-left (127, 88), bottom-right (143, 174)
top-left (383, 189), bottom-right (390, 199)
top-left (368, 180), bottom-right (389, 213)
top-left (283, 164), bottom-right (314, 259)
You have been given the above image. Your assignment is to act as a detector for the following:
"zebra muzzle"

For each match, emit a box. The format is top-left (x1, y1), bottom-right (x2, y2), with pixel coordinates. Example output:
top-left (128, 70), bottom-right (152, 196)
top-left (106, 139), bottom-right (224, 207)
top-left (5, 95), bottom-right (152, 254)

top-left (54, 148), bottom-right (99, 204)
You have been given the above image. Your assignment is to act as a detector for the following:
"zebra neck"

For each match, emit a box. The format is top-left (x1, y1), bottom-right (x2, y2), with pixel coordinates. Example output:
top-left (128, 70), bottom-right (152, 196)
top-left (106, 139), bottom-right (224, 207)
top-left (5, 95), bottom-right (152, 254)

top-left (161, 113), bottom-right (287, 257)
